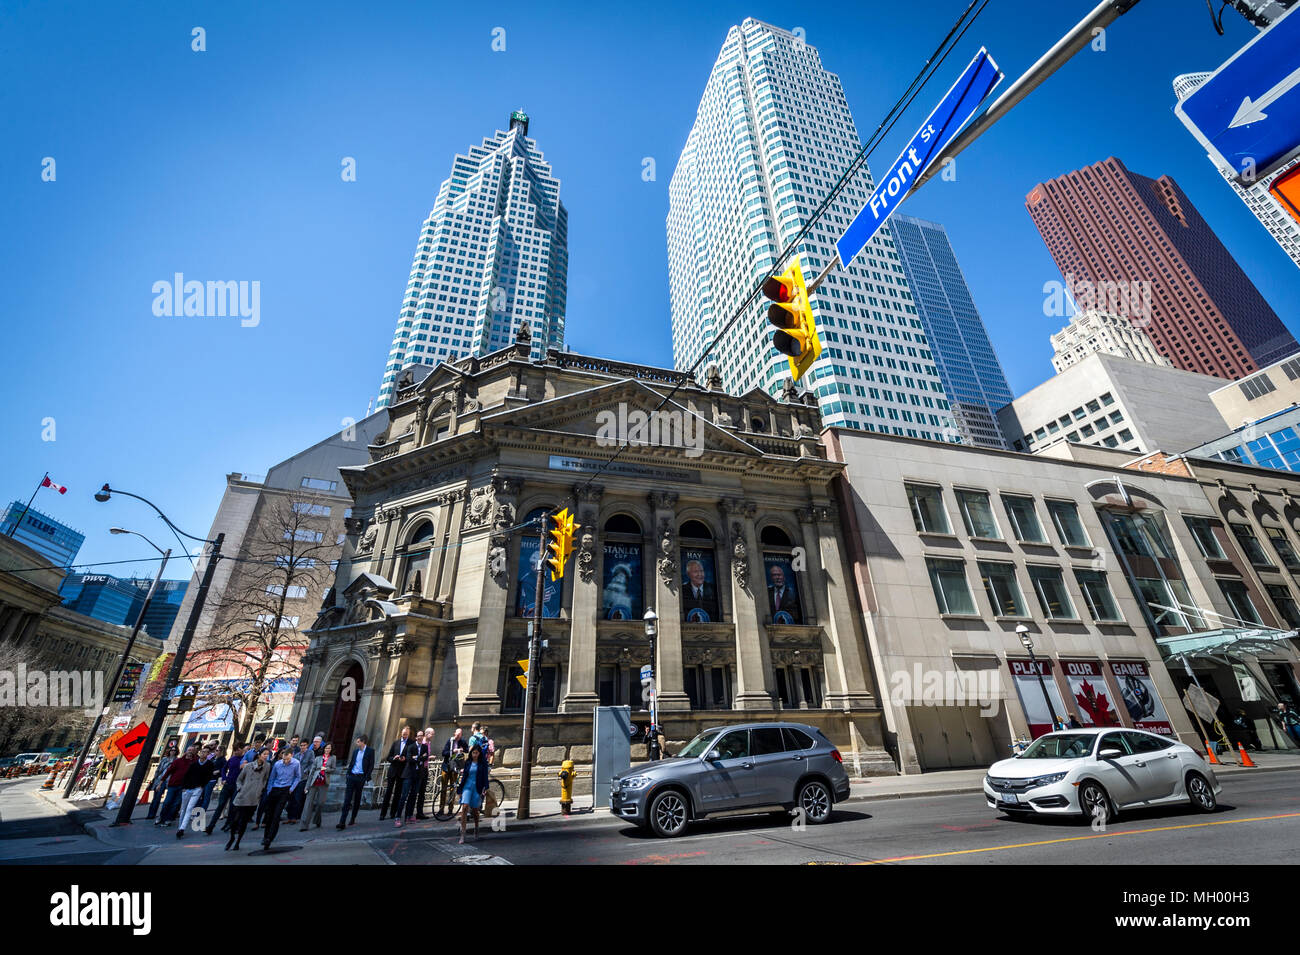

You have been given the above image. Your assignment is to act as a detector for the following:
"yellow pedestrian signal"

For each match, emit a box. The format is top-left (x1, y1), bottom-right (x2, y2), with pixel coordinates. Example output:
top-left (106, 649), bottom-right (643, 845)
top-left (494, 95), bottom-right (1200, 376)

top-left (762, 255), bottom-right (821, 381)
top-left (516, 658), bottom-right (530, 689)
top-left (546, 507), bottom-right (580, 581)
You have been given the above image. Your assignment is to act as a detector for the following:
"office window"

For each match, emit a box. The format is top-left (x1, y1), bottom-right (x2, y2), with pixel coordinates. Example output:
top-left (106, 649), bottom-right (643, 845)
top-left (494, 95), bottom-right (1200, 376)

top-left (1230, 522), bottom-right (1273, 567)
top-left (1266, 527), bottom-right (1300, 571)
top-left (300, 477), bottom-right (338, 492)
top-left (1028, 565), bottom-right (1077, 619)
top-left (1074, 569), bottom-right (1122, 622)
top-left (978, 561), bottom-right (1027, 616)
top-left (1239, 374), bottom-right (1276, 401)
top-left (906, 483), bottom-right (951, 534)
top-left (955, 489), bottom-right (1000, 539)
top-left (1002, 494), bottom-right (1046, 543)
top-left (1184, 516), bottom-right (1226, 559)
top-left (1267, 584), bottom-right (1300, 628)
top-left (1106, 511), bottom-right (1173, 559)
top-left (1218, 579), bottom-right (1262, 625)
top-left (926, 558), bottom-right (975, 615)
top-left (1046, 500), bottom-right (1089, 547)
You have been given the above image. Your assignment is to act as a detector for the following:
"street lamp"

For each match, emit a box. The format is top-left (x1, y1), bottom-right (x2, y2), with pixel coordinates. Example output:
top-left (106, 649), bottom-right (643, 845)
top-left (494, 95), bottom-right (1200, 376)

top-left (63, 528), bottom-right (172, 799)
top-left (1016, 624), bottom-right (1061, 733)
top-left (95, 484), bottom-right (225, 826)
top-left (643, 608), bottom-right (659, 760)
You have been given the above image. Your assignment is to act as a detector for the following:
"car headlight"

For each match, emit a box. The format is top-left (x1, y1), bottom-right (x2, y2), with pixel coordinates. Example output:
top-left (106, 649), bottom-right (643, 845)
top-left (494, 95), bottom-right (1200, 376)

top-left (1027, 772), bottom-right (1068, 788)
top-left (620, 775), bottom-right (653, 791)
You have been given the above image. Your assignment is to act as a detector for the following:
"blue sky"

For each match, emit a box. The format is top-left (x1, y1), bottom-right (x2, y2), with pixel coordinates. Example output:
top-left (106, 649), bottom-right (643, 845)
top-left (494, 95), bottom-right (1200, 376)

top-left (3, 0), bottom-right (1298, 580)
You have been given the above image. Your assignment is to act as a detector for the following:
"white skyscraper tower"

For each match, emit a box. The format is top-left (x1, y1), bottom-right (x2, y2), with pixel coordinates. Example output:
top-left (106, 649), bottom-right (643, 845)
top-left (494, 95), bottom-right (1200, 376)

top-left (667, 20), bottom-right (955, 440)
top-left (377, 111), bottom-right (568, 408)
top-left (1174, 73), bottom-right (1300, 272)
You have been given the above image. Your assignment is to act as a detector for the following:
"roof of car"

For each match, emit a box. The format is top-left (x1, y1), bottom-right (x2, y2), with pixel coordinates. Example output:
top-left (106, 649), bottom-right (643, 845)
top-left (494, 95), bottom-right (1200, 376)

top-left (1042, 727), bottom-right (1162, 735)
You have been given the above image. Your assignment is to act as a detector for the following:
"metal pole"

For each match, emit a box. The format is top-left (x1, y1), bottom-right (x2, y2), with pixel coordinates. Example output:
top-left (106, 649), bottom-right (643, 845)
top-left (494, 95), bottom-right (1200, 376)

top-left (6, 473), bottom-right (48, 539)
top-left (517, 513), bottom-right (547, 820)
top-left (113, 534), bottom-right (223, 826)
top-left (910, 0), bottom-right (1144, 195)
top-left (64, 547), bottom-right (171, 798)
top-left (1025, 644), bottom-right (1061, 730)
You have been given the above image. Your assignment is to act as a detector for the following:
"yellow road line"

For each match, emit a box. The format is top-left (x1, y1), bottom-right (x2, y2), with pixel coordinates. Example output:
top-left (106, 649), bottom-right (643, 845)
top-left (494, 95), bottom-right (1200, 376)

top-left (857, 811), bottom-right (1300, 864)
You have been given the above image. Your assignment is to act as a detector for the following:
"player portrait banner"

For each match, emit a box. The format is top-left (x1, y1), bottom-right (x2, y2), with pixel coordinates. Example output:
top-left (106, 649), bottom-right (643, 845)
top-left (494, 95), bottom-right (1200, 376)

top-left (1109, 659), bottom-right (1174, 736)
top-left (680, 547), bottom-right (720, 622)
top-left (763, 553), bottom-right (803, 624)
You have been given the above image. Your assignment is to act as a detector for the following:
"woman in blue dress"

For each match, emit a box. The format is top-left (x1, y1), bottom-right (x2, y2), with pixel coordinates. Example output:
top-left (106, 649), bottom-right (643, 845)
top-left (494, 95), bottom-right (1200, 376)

top-left (457, 744), bottom-right (491, 843)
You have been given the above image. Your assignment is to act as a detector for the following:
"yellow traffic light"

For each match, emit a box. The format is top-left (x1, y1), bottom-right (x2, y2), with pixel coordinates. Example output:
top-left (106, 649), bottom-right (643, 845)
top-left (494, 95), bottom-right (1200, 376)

top-left (516, 658), bottom-right (530, 689)
top-left (762, 255), bottom-right (821, 381)
top-left (546, 507), bottom-right (580, 581)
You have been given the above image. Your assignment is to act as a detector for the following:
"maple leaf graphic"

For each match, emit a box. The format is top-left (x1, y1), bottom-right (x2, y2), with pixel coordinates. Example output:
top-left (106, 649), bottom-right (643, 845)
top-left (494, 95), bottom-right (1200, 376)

top-left (1075, 679), bottom-right (1118, 726)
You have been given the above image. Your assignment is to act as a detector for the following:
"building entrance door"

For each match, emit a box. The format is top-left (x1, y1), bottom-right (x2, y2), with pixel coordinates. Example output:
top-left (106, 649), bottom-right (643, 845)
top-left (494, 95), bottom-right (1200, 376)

top-left (327, 662), bottom-right (364, 758)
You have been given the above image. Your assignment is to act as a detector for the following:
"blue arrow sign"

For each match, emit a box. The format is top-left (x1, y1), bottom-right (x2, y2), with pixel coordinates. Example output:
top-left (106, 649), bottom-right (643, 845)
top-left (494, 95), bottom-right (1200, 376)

top-left (836, 47), bottom-right (1002, 269)
top-left (1175, 5), bottom-right (1300, 182)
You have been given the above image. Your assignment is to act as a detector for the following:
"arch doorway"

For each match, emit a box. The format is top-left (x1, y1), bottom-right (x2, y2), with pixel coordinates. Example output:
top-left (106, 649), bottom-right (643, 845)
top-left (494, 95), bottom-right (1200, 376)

top-left (326, 662), bottom-right (364, 757)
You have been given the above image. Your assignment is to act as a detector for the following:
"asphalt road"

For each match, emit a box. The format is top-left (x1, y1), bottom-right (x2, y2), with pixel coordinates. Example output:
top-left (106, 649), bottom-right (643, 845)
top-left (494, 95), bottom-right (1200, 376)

top-left (388, 767), bottom-right (1300, 865)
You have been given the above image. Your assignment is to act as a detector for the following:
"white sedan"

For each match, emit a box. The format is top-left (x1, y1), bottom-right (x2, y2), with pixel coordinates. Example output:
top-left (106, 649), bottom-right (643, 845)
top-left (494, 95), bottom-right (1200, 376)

top-left (984, 728), bottom-right (1221, 823)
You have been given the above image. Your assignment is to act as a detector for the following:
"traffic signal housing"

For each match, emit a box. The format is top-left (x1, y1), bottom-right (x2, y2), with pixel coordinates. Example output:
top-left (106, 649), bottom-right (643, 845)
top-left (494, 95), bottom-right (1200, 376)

top-left (546, 507), bottom-right (580, 581)
top-left (762, 255), bottom-right (821, 381)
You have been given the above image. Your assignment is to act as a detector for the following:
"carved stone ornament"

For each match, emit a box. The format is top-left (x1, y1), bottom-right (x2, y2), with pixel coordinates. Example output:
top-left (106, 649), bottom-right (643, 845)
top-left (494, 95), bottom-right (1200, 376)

top-left (465, 486), bottom-right (494, 528)
top-left (657, 517), bottom-right (677, 586)
top-left (648, 491), bottom-right (678, 512)
top-left (577, 527), bottom-right (596, 582)
top-left (730, 521), bottom-right (749, 592)
top-left (463, 397), bottom-right (480, 414)
top-left (516, 321), bottom-right (533, 345)
top-left (705, 365), bottom-right (723, 391)
top-left (357, 523), bottom-right (378, 555)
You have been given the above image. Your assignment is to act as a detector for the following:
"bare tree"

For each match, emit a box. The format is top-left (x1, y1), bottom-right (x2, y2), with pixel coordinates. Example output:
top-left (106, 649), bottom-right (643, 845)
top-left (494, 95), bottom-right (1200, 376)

top-left (0, 641), bottom-right (92, 754)
top-left (184, 492), bottom-right (336, 745)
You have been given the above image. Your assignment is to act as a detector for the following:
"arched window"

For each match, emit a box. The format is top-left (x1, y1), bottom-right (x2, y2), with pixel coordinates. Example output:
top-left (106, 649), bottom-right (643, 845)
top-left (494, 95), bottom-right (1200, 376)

top-left (602, 514), bottom-right (643, 620)
top-left (515, 507), bottom-right (561, 618)
top-left (760, 524), bottom-right (805, 624)
top-left (400, 521), bottom-right (436, 595)
top-left (679, 520), bottom-right (720, 623)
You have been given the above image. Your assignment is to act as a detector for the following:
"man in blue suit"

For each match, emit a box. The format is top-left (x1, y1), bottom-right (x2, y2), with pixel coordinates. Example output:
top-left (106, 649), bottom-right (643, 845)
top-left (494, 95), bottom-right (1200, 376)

top-left (336, 735), bottom-right (375, 829)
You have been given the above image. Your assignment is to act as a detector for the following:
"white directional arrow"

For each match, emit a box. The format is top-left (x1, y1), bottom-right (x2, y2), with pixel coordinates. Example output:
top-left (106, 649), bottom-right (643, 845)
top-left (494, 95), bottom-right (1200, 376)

top-left (1229, 64), bottom-right (1300, 128)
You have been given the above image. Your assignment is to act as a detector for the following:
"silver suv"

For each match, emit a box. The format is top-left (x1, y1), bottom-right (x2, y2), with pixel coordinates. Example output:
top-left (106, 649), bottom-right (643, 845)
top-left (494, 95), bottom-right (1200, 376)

top-left (610, 722), bottom-right (852, 837)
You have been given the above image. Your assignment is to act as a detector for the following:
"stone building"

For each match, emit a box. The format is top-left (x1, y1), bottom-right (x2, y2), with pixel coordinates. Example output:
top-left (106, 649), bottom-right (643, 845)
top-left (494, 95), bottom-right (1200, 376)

top-left (292, 332), bottom-right (892, 778)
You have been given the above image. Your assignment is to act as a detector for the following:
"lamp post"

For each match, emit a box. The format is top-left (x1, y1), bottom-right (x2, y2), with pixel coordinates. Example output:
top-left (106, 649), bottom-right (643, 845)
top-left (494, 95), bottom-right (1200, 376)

top-left (643, 608), bottom-right (659, 759)
top-left (1016, 625), bottom-right (1060, 733)
top-left (94, 484), bottom-right (225, 826)
top-left (63, 528), bottom-right (172, 799)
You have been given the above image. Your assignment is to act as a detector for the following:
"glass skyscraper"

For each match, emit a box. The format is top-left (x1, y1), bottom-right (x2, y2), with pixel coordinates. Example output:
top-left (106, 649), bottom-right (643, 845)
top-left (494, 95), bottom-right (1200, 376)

top-left (59, 573), bottom-right (189, 636)
top-left (377, 110), bottom-right (568, 408)
top-left (890, 214), bottom-right (1013, 448)
top-left (2, 501), bottom-right (84, 568)
top-left (667, 20), bottom-right (957, 440)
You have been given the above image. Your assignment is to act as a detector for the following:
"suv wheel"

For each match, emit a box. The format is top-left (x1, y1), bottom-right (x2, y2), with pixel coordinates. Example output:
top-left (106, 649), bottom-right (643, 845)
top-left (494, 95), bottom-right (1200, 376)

top-left (647, 789), bottom-right (690, 838)
top-left (1186, 772), bottom-right (1216, 813)
top-left (796, 779), bottom-right (833, 824)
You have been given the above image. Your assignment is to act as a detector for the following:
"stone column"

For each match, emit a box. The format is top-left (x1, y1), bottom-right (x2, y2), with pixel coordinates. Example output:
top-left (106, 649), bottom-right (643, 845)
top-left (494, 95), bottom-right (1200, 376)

top-left (723, 497), bottom-right (774, 711)
top-left (801, 504), bottom-right (876, 709)
top-left (649, 492), bottom-right (690, 711)
top-left (462, 476), bottom-right (523, 715)
top-left (562, 484), bottom-right (603, 712)
top-left (0, 609), bottom-right (28, 643)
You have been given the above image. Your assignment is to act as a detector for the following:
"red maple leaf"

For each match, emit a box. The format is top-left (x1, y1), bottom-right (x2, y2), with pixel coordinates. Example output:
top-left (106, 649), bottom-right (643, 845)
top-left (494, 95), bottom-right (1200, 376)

top-left (1075, 679), bottom-right (1118, 726)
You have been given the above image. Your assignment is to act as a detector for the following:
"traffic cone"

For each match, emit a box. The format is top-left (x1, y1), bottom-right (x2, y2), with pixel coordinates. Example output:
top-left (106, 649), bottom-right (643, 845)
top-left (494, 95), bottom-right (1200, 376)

top-left (39, 769), bottom-right (57, 790)
top-left (138, 788), bottom-right (150, 806)
top-left (1237, 743), bottom-right (1256, 768)
top-left (1204, 741), bottom-right (1219, 764)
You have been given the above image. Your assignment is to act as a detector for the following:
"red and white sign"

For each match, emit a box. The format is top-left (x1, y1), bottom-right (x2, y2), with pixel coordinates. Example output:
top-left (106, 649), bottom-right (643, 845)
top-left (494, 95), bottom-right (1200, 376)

top-left (1008, 659), bottom-right (1069, 738)
top-left (117, 722), bottom-right (151, 762)
top-left (1109, 660), bottom-right (1174, 736)
top-left (41, 476), bottom-right (67, 494)
top-left (1061, 660), bottom-right (1121, 727)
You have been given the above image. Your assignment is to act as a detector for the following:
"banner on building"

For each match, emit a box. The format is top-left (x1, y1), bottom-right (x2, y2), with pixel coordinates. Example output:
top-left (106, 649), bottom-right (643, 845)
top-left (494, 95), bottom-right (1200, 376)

top-left (1109, 659), bottom-right (1174, 736)
top-left (763, 553), bottom-right (803, 624)
top-left (1061, 660), bottom-right (1121, 727)
top-left (113, 662), bottom-right (144, 703)
top-left (1008, 659), bottom-right (1069, 737)
top-left (601, 542), bottom-right (643, 621)
top-left (680, 548), bottom-right (720, 622)
top-left (516, 535), bottom-right (562, 618)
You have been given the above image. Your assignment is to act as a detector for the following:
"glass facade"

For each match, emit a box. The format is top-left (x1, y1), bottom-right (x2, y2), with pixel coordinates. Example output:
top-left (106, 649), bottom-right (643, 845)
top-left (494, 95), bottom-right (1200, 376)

top-left (2, 500), bottom-right (85, 568)
top-left (59, 573), bottom-right (189, 635)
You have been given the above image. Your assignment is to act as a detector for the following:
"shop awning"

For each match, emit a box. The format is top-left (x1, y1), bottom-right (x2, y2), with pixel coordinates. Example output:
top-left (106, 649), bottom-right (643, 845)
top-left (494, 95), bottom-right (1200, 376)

top-left (1156, 627), bottom-right (1300, 665)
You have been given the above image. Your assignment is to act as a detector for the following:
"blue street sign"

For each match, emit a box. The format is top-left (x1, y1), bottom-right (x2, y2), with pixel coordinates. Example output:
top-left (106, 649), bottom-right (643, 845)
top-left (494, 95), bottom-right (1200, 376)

top-left (836, 47), bottom-right (1002, 269)
top-left (1175, 5), bottom-right (1300, 182)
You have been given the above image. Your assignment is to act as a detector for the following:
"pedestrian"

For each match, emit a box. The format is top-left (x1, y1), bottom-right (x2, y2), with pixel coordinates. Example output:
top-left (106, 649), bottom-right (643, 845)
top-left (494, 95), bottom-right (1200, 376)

top-left (439, 727), bottom-right (468, 817)
top-left (456, 744), bottom-right (490, 845)
top-left (176, 744), bottom-right (223, 839)
top-left (154, 744), bottom-right (197, 828)
top-left (261, 747), bottom-right (302, 849)
top-left (1277, 702), bottom-right (1300, 746)
top-left (336, 735), bottom-right (374, 830)
top-left (394, 731), bottom-right (420, 828)
top-left (226, 748), bottom-right (270, 851)
top-left (200, 743), bottom-right (224, 809)
top-left (145, 740), bottom-right (178, 821)
top-left (206, 744), bottom-right (246, 834)
top-left (241, 734), bottom-right (266, 765)
top-left (406, 730), bottom-right (429, 822)
top-left (479, 725), bottom-right (496, 765)
top-left (467, 722), bottom-right (486, 753)
top-left (253, 745), bottom-right (278, 829)
top-left (299, 742), bottom-right (337, 831)
top-left (379, 726), bottom-right (413, 821)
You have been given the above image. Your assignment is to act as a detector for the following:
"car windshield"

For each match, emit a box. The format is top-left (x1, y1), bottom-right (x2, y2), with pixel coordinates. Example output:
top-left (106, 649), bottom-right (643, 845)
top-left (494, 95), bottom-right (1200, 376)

top-left (676, 730), bottom-right (721, 759)
top-left (1018, 733), bottom-right (1095, 759)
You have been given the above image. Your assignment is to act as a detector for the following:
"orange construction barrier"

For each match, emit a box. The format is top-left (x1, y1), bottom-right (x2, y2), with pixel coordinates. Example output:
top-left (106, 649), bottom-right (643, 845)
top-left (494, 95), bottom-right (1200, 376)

top-left (1238, 743), bottom-right (1256, 768)
top-left (1204, 741), bottom-right (1219, 764)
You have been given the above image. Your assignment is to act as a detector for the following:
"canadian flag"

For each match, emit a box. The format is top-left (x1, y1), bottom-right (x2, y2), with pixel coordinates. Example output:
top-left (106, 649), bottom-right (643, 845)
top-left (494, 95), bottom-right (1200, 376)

top-left (41, 476), bottom-right (67, 494)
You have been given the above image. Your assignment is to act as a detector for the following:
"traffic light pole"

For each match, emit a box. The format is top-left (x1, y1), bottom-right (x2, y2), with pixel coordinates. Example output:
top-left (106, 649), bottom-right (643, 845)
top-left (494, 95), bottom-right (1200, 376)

top-left (64, 547), bottom-right (171, 799)
top-left (113, 533), bottom-right (224, 826)
top-left (516, 512), bottom-right (547, 820)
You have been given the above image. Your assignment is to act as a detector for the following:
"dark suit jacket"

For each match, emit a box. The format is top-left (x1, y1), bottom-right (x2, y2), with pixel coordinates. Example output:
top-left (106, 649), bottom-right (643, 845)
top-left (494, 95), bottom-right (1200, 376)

top-left (345, 745), bottom-right (375, 778)
top-left (386, 738), bottom-right (416, 779)
top-left (768, 584), bottom-right (802, 622)
top-left (441, 737), bottom-right (468, 770)
top-left (681, 582), bottom-right (718, 619)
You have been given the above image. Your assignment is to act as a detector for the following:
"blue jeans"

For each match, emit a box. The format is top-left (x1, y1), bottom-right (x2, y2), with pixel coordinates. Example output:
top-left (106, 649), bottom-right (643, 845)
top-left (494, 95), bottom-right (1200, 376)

top-left (201, 778), bottom-right (219, 809)
top-left (156, 785), bottom-right (184, 824)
